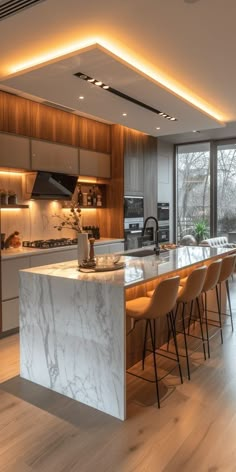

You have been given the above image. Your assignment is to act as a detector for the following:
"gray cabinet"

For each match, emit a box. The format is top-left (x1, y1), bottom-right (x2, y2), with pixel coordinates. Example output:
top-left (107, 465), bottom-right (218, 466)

top-left (31, 140), bottom-right (79, 174)
top-left (80, 149), bottom-right (111, 178)
top-left (0, 132), bottom-right (30, 169)
top-left (30, 249), bottom-right (77, 267)
top-left (1, 256), bottom-right (30, 332)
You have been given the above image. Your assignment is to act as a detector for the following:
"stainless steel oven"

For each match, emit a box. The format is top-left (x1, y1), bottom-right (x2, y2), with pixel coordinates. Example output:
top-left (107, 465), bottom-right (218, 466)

top-left (157, 202), bottom-right (169, 223)
top-left (158, 225), bottom-right (170, 243)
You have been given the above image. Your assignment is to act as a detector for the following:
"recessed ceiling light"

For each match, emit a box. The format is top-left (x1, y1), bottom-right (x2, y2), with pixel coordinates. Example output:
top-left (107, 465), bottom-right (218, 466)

top-left (156, 127), bottom-right (160, 130)
top-left (79, 96), bottom-right (84, 100)
top-left (170, 117), bottom-right (176, 121)
top-left (162, 114), bottom-right (167, 118)
top-left (80, 74), bottom-right (88, 80)
top-left (87, 78), bottom-right (95, 83)
top-left (159, 112), bottom-right (164, 116)
top-left (95, 81), bottom-right (102, 86)
top-left (192, 130), bottom-right (198, 132)
top-left (102, 85), bottom-right (110, 89)
top-left (122, 113), bottom-right (127, 116)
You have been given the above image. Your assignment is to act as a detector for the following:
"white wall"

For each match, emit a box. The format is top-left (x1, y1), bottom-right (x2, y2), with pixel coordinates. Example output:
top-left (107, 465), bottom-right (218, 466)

top-left (157, 140), bottom-right (174, 241)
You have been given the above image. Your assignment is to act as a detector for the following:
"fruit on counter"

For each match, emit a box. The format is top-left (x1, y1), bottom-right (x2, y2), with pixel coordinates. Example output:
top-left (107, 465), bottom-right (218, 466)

top-left (4, 231), bottom-right (21, 249)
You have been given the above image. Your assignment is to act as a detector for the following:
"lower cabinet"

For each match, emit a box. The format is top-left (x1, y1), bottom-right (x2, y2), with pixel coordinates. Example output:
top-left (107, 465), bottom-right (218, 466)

top-left (30, 249), bottom-right (77, 267)
top-left (2, 299), bottom-right (19, 332)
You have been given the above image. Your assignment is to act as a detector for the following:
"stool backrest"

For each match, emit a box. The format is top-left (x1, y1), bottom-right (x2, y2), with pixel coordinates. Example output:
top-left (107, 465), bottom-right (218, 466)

top-left (202, 259), bottom-right (222, 292)
top-left (178, 266), bottom-right (207, 303)
top-left (145, 276), bottom-right (180, 319)
top-left (218, 254), bottom-right (236, 283)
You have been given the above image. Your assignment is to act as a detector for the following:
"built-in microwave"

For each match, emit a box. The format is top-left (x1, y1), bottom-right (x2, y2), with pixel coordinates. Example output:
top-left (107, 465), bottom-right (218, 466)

top-left (124, 196), bottom-right (144, 220)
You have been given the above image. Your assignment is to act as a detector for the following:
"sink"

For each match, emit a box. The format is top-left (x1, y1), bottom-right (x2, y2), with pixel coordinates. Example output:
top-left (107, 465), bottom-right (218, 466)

top-left (123, 249), bottom-right (156, 257)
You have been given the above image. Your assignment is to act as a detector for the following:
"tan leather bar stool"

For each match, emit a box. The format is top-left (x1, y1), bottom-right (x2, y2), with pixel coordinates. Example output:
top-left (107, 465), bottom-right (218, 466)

top-left (217, 254), bottom-right (236, 331)
top-left (126, 276), bottom-right (182, 408)
top-left (188, 259), bottom-right (222, 359)
top-left (148, 266), bottom-right (207, 380)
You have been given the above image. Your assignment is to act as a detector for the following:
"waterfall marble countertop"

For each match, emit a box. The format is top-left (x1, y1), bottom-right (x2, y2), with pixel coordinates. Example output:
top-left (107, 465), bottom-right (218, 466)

top-left (19, 246), bottom-right (235, 288)
top-left (19, 244), bottom-right (236, 421)
top-left (1, 238), bottom-right (124, 260)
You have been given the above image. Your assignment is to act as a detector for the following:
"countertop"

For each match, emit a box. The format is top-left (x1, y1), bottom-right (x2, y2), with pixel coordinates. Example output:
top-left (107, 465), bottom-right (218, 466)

top-left (20, 246), bottom-right (235, 288)
top-left (0, 238), bottom-right (124, 260)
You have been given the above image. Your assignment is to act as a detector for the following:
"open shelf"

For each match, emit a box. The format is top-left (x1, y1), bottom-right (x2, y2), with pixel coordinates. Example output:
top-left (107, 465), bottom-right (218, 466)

top-left (0, 204), bottom-right (29, 209)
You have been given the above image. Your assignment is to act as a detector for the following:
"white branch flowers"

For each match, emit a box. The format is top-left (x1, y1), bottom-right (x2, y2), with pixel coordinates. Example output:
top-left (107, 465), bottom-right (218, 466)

top-left (53, 201), bottom-right (82, 233)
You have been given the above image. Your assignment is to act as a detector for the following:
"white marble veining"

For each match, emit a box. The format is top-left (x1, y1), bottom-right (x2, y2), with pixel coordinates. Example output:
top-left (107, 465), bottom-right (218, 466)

top-left (20, 271), bottom-right (125, 419)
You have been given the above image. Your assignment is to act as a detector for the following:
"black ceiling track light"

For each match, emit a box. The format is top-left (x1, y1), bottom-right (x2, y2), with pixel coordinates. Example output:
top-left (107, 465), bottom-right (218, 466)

top-left (0, 0), bottom-right (46, 21)
top-left (74, 72), bottom-right (177, 121)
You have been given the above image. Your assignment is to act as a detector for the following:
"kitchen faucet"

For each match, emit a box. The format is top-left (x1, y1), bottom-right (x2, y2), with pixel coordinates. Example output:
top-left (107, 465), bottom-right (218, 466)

top-left (142, 216), bottom-right (160, 255)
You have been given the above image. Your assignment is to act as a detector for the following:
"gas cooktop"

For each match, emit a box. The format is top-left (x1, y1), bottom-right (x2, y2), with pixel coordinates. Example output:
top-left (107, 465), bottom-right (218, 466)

top-left (22, 238), bottom-right (78, 249)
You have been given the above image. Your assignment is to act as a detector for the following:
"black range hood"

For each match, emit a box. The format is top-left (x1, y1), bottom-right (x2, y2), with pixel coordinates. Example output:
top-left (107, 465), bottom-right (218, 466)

top-left (23, 171), bottom-right (78, 200)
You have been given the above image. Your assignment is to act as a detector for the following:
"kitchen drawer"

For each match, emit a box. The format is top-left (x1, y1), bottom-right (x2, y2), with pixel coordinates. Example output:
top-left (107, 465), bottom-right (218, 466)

top-left (1, 257), bottom-right (30, 300)
top-left (2, 299), bottom-right (19, 331)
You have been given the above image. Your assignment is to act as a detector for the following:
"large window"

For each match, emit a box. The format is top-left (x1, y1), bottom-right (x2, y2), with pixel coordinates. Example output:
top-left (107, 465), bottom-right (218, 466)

top-left (176, 143), bottom-right (210, 242)
top-left (217, 143), bottom-right (236, 238)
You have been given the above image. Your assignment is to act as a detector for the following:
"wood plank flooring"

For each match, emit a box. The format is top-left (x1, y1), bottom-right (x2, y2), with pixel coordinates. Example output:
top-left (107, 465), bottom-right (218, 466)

top-left (1, 281), bottom-right (236, 471)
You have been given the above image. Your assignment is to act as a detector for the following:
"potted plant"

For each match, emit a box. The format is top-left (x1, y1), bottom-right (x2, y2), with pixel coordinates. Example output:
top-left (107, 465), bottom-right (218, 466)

top-left (193, 221), bottom-right (209, 245)
top-left (0, 189), bottom-right (8, 205)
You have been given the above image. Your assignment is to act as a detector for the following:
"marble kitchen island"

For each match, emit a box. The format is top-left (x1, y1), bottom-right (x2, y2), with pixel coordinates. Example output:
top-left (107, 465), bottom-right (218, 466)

top-left (19, 246), bottom-right (235, 420)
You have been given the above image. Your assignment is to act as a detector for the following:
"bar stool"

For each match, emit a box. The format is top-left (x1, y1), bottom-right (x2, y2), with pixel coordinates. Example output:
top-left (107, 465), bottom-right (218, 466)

top-left (217, 254), bottom-right (236, 331)
top-left (148, 266), bottom-right (207, 380)
top-left (126, 276), bottom-right (182, 408)
top-left (187, 259), bottom-right (222, 359)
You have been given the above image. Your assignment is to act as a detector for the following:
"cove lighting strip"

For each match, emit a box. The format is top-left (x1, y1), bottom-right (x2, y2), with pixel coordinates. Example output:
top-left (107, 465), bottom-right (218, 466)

top-left (8, 38), bottom-right (224, 122)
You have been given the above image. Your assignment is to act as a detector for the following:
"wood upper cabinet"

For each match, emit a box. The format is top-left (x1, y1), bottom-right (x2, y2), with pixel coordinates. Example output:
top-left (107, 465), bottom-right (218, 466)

top-left (31, 139), bottom-right (79, 174)
top-left (0, 132), bottom-right (30, 169)
top-left (79, 117), bottom-right (111, 153)
top-left (124, 130), bottom-right (144, 195)
top-left (0, 91), bottom-right (31, 136)
top-left (79, 149), bottom-right (111, 178)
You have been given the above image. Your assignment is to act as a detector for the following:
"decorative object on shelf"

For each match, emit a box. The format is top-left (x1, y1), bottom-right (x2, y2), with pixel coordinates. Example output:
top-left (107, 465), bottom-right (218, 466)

top-left (0, 189), bottom-right (8, 205)
top-left (8, 190), bottom-right (17, 204)
top-left (1, 233), bottom-right (5, 250)
top-left (77, 184), bottom-right (83, 206)
top-left (4, 230), bottom-right (21, 249)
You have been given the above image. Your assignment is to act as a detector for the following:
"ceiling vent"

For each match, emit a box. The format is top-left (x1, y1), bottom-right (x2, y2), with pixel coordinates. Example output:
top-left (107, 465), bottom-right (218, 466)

top-left (41, 100), bottom-right (76, 113)
top-left (0, 0), bottom-right (46, 21)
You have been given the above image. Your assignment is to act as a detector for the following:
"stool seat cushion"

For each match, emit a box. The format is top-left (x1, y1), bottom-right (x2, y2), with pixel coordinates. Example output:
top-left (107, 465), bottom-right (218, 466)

top-left (126, 297), bottom-right (150, 319)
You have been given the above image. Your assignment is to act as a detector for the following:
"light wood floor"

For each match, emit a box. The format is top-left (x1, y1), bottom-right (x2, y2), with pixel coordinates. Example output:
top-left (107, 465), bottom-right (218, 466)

top-left (1, 282), bottom-right (236, 472)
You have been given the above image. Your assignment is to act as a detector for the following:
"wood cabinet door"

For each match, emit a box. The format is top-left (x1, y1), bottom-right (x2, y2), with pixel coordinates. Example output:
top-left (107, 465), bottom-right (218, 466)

top-left (80, 149), bottom-right (111, 178)
top-left (0, 132), bottom-right (30, 169)
top-left (31, 139), bottom-right (79, 174)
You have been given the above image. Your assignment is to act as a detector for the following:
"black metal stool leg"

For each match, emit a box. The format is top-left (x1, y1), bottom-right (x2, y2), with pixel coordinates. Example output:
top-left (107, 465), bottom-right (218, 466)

top-left (149, 319), bottom-right (160, 408)
top-left (187, 300), bottom-right (194, 335)
top-left (196, 296), bottom-right (206, 360)
top-left (169, 310), bottom-right (183, 384)
top-left (180, 302), bottom-right (191, 380)
top-left (226, 279), bottom-right (234, 331)
top-left (203, 292), bottom-right (210, 358)
top-left (142, 320), bottom-right (149, 370)
top-left (216, 284), bottom-right (224, 344)
top-left (215, 284), bottom-right (223, 344)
